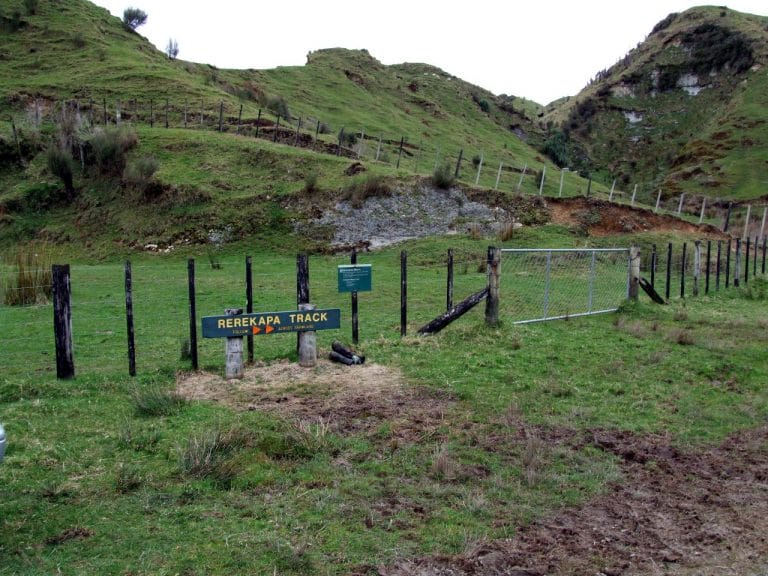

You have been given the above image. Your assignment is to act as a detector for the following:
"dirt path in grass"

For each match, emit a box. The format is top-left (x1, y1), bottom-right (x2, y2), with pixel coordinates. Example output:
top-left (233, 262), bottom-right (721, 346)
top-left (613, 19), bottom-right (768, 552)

top-left (176, 359), bottom-right (453, 441)
top-left (379, 426), bottom-right (768, 576)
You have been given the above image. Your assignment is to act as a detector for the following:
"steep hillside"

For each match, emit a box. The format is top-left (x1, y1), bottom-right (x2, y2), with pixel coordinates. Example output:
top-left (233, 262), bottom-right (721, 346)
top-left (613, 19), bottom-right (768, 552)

top-left (544, 6), bottom-right (768, 201)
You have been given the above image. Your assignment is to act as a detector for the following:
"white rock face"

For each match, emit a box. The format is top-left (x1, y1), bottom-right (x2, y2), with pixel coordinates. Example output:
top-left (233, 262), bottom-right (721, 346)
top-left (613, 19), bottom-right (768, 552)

top-left (677, 73), bottom-right (703, 96)
top-left (624, 111), bottom-right (644, 124)
top-left (612, 84), bottom-right (636, 98)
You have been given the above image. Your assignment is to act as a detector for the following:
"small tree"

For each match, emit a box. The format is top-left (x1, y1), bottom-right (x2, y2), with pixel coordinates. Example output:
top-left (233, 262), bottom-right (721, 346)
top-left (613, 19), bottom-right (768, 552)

top-left (122, 7), bottom-right (147, 31)
top-left (165, 37), bottom-right (179, 60)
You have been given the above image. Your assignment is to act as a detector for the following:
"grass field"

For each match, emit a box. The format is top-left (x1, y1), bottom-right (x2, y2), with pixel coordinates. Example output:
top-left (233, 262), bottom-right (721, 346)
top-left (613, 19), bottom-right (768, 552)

top-left (1, 230), bottom-right (767, 574)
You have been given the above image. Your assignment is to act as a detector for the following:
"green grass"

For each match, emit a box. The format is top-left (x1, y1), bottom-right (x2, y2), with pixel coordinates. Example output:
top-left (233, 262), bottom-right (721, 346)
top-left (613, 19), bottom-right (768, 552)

top-left (1, 232), bottom-right (766, 574)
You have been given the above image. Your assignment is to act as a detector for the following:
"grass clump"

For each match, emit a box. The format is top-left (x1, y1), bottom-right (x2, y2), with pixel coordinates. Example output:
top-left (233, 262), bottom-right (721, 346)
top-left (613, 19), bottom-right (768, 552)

top-left (130, 383), bottom-right (187, 417)
top-left (342, 174), bottom-right (391, 208)
top-left (123, 155), bottom-right (159, 191)
top-left (178, 427), bottom-right (251, 486)
top-left (2, 244), bottom-right (53, 306)
top-left (114, 463), bottom-right (143, 493)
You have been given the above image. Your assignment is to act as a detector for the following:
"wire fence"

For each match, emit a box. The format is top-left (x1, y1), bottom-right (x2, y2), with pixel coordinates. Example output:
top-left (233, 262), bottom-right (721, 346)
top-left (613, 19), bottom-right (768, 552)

top-left (1, 237), bottom-right (765, 381)
top-left (501, 248), bottom-right (630, 323)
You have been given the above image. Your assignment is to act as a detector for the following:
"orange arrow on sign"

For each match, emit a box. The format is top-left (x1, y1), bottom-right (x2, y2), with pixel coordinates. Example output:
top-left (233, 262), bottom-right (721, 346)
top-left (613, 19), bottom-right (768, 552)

top-left (252, 326), bottom-right (260, 335)
top-left (252, 325), bottom-right (275, 335)
top-left (265, 325), bottom-right (274, 334)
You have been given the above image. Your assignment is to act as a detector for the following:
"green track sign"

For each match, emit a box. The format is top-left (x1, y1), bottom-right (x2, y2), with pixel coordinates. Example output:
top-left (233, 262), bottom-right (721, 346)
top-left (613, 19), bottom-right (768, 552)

top-left (202, 309), bottom-right (341, 338)
top-left (338, 264), bottom-right (372, 293)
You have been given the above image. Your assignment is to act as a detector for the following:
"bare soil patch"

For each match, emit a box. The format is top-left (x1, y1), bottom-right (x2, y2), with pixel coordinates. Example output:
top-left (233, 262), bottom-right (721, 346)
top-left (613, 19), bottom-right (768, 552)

top-left (380, 426), bottom-right (768, 575)
top-left (548, 197), bottom-right (725, 237)
top-left (176, 359), bottom-right (453, 439)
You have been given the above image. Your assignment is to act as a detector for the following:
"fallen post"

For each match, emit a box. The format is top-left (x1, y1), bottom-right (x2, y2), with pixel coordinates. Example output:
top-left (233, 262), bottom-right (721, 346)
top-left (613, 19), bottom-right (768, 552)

top-left (418, 287), bottom-right (489, 335)
top-left (639, 278), bottom-right (666, 304)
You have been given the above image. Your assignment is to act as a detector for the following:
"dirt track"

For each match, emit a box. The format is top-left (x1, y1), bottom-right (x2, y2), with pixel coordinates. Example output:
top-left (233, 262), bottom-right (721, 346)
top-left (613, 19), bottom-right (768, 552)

top-left (380, 426), bottom-right (768, 576)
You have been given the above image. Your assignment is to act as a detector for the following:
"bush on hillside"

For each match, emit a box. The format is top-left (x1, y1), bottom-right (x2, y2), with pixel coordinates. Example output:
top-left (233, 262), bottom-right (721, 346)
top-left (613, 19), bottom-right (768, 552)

top-left (46, 145), bottom-right (76, 200)
top-left (266, 95), bottom-right (290, 120)
top-left (432, 163), bottom-right (455, 189)
top-left (87, 127), bottom-right (138, 176)
top-left (122, 7), bottom-right (147, 31)
top-left (124, 155), bottom-right (159, 191)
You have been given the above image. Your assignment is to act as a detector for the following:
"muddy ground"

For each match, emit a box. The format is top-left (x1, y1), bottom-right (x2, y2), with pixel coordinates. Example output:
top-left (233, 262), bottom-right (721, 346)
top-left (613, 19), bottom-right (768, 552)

top-left (380, 426), bottom-right (768, 576)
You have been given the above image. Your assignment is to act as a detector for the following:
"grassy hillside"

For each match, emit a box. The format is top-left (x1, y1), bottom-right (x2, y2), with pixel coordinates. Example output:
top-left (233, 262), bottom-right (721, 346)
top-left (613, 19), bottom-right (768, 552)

top-left (0, 0), bottom-right (614, 250)
top-left (544, 6), bottom-right (768, 201)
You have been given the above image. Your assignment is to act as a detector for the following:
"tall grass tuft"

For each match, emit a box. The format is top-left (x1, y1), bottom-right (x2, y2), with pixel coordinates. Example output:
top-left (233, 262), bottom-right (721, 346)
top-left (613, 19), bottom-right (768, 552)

top-left (2, 243), bottom-right (53, 306)
top-left (130, 383), bottom-right (187, 417)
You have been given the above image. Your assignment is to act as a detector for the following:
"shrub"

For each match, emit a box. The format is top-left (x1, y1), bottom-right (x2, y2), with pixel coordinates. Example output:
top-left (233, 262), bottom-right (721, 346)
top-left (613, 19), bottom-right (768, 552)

top-left (24, 0), bottom-right (38, 15)
top-left (266, 95), bottom-right (290, 120)
top-left (72, 32), bottom-right (85, 48)
top-left (123, 155), bottom-right (159, 191)
top-left (87, 126), bottom-right (138, 176)
top-left (302, 171), bottom-right (319, 194)
top-left (114, 463), bottom-right (142, 493)
top-left (122, 7), bottom-right (147, 31)
top-left (471, 154), bottom-right (482, 168)
top-left (431, 163), bottom-right (454, 189)
top-left (165, 37), bottom-right (179, 60)
top-left (46, 145), bottom-right (75, 199)
top-left (2, 243), bottom-right (53, 306)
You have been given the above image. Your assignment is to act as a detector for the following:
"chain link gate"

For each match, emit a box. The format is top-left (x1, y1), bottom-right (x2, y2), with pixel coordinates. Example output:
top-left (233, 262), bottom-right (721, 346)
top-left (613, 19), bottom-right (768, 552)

top-left (501, 248), bottom-right (631, 324)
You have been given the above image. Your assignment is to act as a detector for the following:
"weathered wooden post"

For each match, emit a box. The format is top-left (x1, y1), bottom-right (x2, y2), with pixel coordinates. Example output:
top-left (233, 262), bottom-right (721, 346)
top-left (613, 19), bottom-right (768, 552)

top-left (538, 165), bottom-right (546, 196)
top-left (516, 163), bottom-right (526, 192)
top-left (165, 99), bottom-right (169, 129)
top-left (723, 202), bottom-right (733, 232)
top-left (763, 235), bottom-right (767, 275)
top-left (705, 240), bottom-right (711, 294)
top-left (237, 104), bottom-right (243, 135)
top-left (337, 127), bottom-right (344, 156)
top-left (654, 190), bottom-right (662, 213)
top-left (455, 149), bottom-right (463, 179)
top-left (665, 243), bottom-right (672, 300)
top-left (149, 100), bottom-right (154, 128)
top-left (586, 176), bottom-right (592, 197)
top-left (187, 259), bottom-right (198, 370)
top-left (351, 251), bottom-right (359, 345)
top-left (400, 251), bottom-right (407, 337)
top-left (245, 256), bottom-right (253, 364)
top-left (754, 235), bottom-right (758, 279)
top-left (218, 101), bottom-right (224, 132)
top-left (725, 239), bottom-right (732, 288)
top-left (629, 246), bottom-right (640, 301)
top-left (296, 253), bottom-right (310, 353)
top-left (485, 246), bottom-right (501, 326)
top-left (733, 238), bottom-right (741, 288)
top-left (559, 169), bottom-right (566, 198)
top-left (693, 240), bottom-right (701, 297)
top-left (294, 117), bottom-right (302, 146)
top-left (716, 240), bottom-right (722, 290)
top-left (699, 197), bottom-right (707, 224)
top-left (184, 98), bottom-right (188, 128)
top-left (608, 179), bottom-right (616, 201)
top-left (744, 237), bottom-right (750, 284)
top-left (680, 242), bottom-right (687, 298)
top-left (225, 308), bottom-right (244, 379)
top-left (475, 153), bottom-right (484, 186)
top-left (494, 162), bottom-right (503, 190)
top-left (125, 260), bottom-right (136, 377)
top-left (297, 303), bottom-right (317, 368)
top-left (446, 248), bottom-right (454, 311)
top-left (376, 135), bottom-right (382, 161)
top-left (760, 207), bottom-right (767, 239)
top-left (630, 184), bottom-right (637, 206)
top-left (677, 194), bottom-right (685, 216)
top-left (396, 136), bottom-right (404, 169)
top-left (314, 118), bottom-right (321, 143)
top-left (255, 109), bottom-right (262, 139)
top-left (52, 264), bottom-right (75, 379)
top-left (742, 204), bottom-right (752, 240)
top-left (650, 244), bottom-right (657, 287)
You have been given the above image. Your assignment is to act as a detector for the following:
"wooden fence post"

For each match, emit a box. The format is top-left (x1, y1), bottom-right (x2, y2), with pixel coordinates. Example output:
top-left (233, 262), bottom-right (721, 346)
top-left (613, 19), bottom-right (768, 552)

top-left (762, 235), bottom-right (767, 275)
top-left (446, 248), bottom-right (454, 311)
top-left (337, 127), bottom-right (344, 156)
top-left (396, 136), bottom-right (404, 169)
top-left (699, 197), bottom-right (707, 224)
top-left (52, 264), bottom-right (75, 379)
top-left (753, 235), bottom-right (758, 278)
top-left (677, 194), bottom-right (685, 216)
top-left (296, 253), bottom-right (310, 353)
top-left (654, 190), bottom-right (662, 213)
top-left (559, 169), bottom-right (565, 198)
top-left (455, 149), bottom-right (463, 179)
top-left (125, 261), bottom-right (136, 377)
top-left (400, 251), bottom-right (407, 337)
top-left (298, 303), bottom-right (317, 367)
top-left (255, 109), bottom-right (261, 138)
top-left (237, 104), bottom-right (243, 134)
top-left (315, 119), bottom-right (321, 143)
top-left (680, 242), bottom-right (687, 298)
top-left (705, 240), bottom-right (711, 294)
top-left (218, 101), bottom-right (224, 132)
top-left (351, 250), bottom-right (359, 345)
top-left (744, 237), bottom-right (750, 284)
top-left (716, 240), bottom-right (722, 290)
top-left (475, 153), bottom-right (484, 186)
top-left (188, 259), bottom-right (198, 370)
top-left (608, 179), bottom-right (616, 201)
top-left (733, 238), bottom-right (741, 288)
top-left (165, 99), bottom-right (169, 129)
top-left (485, 246), bottom-right (500, 326)
top-left (538, 165), bottom-right (546, 195)
top-left (184, 98), bottom-right (188, 128)
top-left (629, 246), bottom-right (640, 301)
top-left (723, 202), bottom-right (733, 232)
top-left (495, 162), bottom-right (503, 190)
top-left (225, 308), bottom-right (244, 379)
top-left (725, 239), bottom-right (732, 288)
top-left (630, 184), bottom-right (637, 206)
top-left (742, 205), bottom-right (751, 240)
top-left (294, 117), bottom-right (302, 146)
top-left (516, 163), bottom-right (527, 192)
top-left (760, 207), bottom-right (767, 239)
top-left (650, 244), bottom-right (657, 288)
top-left (245, 255), bottom-right (253, 364)
top-left (149, 100), bottom-right (154, 128)
top-left (665, 243), bottom-right (672, 300)
top-left (692, 240), bottom-right (701, 297)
